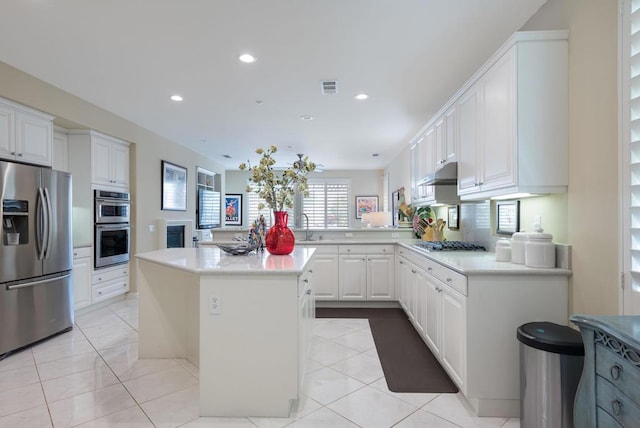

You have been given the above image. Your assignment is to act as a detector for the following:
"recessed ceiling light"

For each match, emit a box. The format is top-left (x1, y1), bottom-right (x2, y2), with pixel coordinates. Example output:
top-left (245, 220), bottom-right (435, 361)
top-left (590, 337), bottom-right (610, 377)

top-left (239, 54), bottom-right (256, 63)
top-left (354, 93), bottom-right (369, 101)
top-left (300, 115), bottom-right (314, 121)
top-left (170, 95), bottom-right (183, 102)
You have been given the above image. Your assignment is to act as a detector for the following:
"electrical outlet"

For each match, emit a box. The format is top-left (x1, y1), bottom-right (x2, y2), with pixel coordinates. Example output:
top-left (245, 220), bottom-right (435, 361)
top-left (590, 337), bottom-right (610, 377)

top-left (208, 295), bottom-right (222, 315)
top-left (392, 232), bottom-right (399, 238)
top-left (149, 224), bottom-right (155, 232)
top-left (345, 232), bottom-right (353, 238)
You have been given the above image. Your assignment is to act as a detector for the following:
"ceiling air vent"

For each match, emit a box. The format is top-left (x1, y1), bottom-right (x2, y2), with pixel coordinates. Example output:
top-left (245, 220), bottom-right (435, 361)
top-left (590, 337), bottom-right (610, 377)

top-left (320, 80), bottom-right (338, 95)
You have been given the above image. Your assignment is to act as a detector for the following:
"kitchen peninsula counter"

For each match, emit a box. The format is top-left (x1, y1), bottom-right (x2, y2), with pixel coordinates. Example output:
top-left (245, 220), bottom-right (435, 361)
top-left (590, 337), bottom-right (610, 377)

top-left (136, 247), bottom-right (316, 417)
top-left (398, 243), bottom-right (573, 276)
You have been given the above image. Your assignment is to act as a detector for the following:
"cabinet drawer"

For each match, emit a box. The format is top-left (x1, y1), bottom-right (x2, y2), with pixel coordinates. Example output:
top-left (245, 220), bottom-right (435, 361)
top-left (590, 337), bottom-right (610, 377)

top-left (92, 264), bottom-right (129, 285)
top-left (92, 277), bottom-right (129, 303)
top-left (597, 407), bottom-right (623, 428)
top-left (596, 343), bottom-right (640, 405)
top-left (428, 263), bottom-right (468, 296)
top-left (340, 245), bottom-right (393, 255)
top-left (596, 376), bottom-right (640, 428)
top-left (73, 246), bottom-right (92, 259)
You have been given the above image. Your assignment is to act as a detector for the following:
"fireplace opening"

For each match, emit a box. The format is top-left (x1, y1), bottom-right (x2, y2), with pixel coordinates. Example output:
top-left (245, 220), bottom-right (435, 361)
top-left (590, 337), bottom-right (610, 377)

top-left (167, 225), bottom-right (185, 248)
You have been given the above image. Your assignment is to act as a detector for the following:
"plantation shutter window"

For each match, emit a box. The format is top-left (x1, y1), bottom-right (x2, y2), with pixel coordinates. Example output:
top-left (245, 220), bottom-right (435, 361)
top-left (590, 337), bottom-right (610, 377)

top-left (303, 179), bottom-right (350, 229)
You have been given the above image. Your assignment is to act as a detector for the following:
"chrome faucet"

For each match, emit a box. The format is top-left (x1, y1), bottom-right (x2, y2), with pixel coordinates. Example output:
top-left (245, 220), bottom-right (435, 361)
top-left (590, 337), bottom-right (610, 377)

top-left (302, 213), bottom-right (312, 241)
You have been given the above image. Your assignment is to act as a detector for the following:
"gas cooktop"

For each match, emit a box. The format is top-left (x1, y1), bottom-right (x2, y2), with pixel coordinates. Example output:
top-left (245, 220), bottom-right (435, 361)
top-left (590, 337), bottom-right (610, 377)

top-left (414, 241), bottom-right (487, 252)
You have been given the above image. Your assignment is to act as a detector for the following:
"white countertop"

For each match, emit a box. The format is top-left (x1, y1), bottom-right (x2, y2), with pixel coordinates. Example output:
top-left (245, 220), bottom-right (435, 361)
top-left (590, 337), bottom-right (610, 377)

top-left (200, 239), bottom-right (414, 246)
top-left (399, 243), bottom-right (572, 276)
top-left (136, 247), bottom-right (315, 275)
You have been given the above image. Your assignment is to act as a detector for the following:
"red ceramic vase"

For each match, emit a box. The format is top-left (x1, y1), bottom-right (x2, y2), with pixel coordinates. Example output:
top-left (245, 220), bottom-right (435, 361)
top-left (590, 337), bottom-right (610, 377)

top-left (265, 211), bottom-right (295, 255)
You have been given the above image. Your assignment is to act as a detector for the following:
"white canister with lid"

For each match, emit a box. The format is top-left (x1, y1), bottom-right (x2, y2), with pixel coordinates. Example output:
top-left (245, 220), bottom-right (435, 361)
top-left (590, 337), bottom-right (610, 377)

top-left (495, 238), bottom-right (511, 262)
top-left (525, 229), bottom-right (556, 268)
top-left (511, 232), bottom-right (528, 264)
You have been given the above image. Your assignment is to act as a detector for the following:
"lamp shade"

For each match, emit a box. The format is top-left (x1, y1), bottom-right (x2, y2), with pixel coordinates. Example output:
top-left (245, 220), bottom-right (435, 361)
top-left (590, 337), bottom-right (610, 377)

top-left (369, 211), bottom-right (392, 227)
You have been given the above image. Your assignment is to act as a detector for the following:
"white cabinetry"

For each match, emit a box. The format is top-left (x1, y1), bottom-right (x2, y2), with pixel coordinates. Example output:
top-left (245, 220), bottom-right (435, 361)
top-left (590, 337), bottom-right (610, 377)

top-left (0, 97), bottom-right (53, 167)
top-left (456, 32), bottom-right (568, 199)
top-left (422, 259), bottom-right (467, 388)
top-left (339, 245), bottom-right (394, 301)
top-left (397, 244), bottom-right (569, 417)
top-left (409, 31), bottom-right (568, 202)
top-left (298, 267), bottom-right (315, 389)
top-left (411, 108), bottom-right (459, 205)
top-left (91, 133), bottom-right (130, 188)
top-left (69, 130), bottom-right (130, 189)
top-left (311, 245), bottom-right (340, 300)
top-left (92, 263), bottom-right (129, 304)
top-left (72, 246), bottom-right (92, 310)
top-left (53, 128), bottom-right (69, 172)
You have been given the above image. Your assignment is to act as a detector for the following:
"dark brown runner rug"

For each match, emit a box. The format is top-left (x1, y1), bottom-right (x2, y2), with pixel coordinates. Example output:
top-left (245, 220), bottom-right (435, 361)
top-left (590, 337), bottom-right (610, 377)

top-left (316, 307), bottom-right (458, 393)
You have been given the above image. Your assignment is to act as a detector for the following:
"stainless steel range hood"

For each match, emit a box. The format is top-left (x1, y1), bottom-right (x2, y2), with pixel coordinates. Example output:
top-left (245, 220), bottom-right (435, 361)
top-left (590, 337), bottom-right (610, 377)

top-left (420, 162), bottom-right (458, 186)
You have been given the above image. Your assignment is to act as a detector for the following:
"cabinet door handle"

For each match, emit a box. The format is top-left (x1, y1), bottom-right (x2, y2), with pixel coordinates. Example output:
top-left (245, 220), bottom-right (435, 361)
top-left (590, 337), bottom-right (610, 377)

top-left (611, 398), bottom-right (623, 416)
top-left (411, 269), bottom-right (416, 274)
top-left (446, 278), bottom-right (452, 283)
top-left (610, 364), bottom-right (622, 380)
top-left (303, 279), bottom-right (309, 283)
top-left (17, 153), bottom-right (23, 157)
top-left (10, 152), bottom-right (16, 156)
top-left (427, 267), bottom-right (432, 272)
top-left (399, 261), bottom-right (404, 265)
top-left (305, 289), bottom-right (312, 295)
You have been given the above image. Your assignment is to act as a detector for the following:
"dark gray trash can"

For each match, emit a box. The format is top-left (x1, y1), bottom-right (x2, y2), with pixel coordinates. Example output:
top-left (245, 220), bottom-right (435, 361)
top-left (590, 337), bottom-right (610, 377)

top-left (517, 322), bottom-right (584, 428)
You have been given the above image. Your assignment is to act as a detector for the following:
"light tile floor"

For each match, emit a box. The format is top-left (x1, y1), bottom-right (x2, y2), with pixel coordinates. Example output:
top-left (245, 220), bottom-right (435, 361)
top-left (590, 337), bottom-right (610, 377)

top-left (0, 297), bottom-right (520, 427)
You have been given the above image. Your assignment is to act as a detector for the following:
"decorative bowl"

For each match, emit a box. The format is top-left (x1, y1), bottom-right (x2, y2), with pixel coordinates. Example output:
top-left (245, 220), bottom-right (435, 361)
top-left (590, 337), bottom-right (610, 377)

top-left (216, 243), bottom-right (260, 256)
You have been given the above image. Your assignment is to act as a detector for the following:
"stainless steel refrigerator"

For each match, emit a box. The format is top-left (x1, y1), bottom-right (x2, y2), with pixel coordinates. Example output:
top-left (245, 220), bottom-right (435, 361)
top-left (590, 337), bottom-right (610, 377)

top-left (0, 161), bottom-right (73, 358)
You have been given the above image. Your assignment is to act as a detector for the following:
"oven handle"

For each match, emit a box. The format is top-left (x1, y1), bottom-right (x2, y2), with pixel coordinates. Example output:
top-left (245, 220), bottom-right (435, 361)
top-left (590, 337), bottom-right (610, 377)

top-left (96, 223), bottom-right (131, 231)
top-left (95, 199), bottom-right (131, 205)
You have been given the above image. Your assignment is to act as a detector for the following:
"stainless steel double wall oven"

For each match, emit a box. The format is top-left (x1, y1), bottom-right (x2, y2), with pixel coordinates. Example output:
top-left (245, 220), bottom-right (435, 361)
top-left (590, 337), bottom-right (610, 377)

top-left (94, 190), bottom-right (130, 269)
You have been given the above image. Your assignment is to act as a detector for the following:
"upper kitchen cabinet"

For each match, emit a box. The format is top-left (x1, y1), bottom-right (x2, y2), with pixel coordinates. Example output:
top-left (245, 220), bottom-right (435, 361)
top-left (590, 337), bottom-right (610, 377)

top-left (68, 130), bottom-right (130, 189)
top-left (457, 31), bottom-right (568, 200)
top-left (0, 97), bottom-right (53, 167)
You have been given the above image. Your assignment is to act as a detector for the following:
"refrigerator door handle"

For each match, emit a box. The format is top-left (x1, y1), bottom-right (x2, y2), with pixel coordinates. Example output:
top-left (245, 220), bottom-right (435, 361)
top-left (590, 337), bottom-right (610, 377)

top-left (6, 273), bottom-right (71, 290)
top-left (43, 187), bottom-right (53, 259)
top-left (36, 187), bottom-right (46, 260)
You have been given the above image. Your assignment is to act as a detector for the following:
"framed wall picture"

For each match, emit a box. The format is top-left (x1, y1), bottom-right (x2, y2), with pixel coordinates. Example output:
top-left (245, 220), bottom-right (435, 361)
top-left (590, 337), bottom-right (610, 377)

top-left (161, 160), bottom-right (187, 211)
top-left (448, 205), bottom-right (459, 230)
top-left (224, 194), bottom-right (243, 226)
top-left (496, 200), bottom-right (520, 235)
top-left (355, 195), bottom-right (379, 219)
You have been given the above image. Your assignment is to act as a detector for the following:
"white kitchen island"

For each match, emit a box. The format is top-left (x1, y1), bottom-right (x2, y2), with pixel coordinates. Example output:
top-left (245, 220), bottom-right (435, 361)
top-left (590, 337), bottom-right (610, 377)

top-left (136, 246), bottom-right (316, 417)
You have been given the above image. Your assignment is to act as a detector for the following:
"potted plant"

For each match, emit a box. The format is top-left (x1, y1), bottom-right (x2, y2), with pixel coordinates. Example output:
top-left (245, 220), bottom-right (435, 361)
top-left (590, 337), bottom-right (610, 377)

top-left (239, 146), bottom-right (315, 255)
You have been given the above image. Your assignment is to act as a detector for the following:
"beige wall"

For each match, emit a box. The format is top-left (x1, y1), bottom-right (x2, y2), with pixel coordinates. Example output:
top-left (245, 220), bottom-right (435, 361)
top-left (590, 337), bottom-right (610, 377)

top-left (0, 62), bottom-right (226, 292)
top-left (524, 0), bottom-right (619, 315)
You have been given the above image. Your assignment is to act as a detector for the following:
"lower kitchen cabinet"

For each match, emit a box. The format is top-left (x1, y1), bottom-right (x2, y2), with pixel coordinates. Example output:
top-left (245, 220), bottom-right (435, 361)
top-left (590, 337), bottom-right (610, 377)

top-left (339, 245), bottom-right (395, 301)
top-left (72, 246), bottom-right (92, 310)
top-left (92, 263), bottom-right (129, 303)
top-left (313, 254), bottom-right (339, 300)
top-left (396, 245), bottom-right (568, 417)
top-left (440, 285), bottom-right (466, 388)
